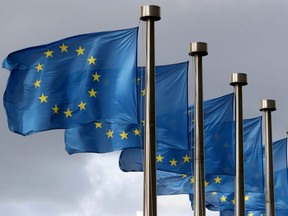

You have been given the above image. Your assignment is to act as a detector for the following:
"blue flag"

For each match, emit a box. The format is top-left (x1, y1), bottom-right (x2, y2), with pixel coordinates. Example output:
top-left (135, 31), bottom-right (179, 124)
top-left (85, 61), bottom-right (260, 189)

top-left (2, 27), bottom-right (138, 135)
top-left (167, 117), bottom-right (263, 195)
top-left (205, 138), bottom-right (288, 212)
top-left (137, 62), bottom-right (189, 150)
top-left (65, 62), bottom-right (189, 154)
top-left (120, 116), bottom-right (264, 195)
top-left (190, 93), bottom-right (234, 175)
top-left (120, 94), bottom-right (233, 174)
top-left (119, 93), bottom-right (234, 174)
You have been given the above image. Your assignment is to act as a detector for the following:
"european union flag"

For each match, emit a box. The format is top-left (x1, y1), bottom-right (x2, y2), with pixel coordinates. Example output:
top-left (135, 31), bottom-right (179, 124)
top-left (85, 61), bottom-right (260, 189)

top-left (2, 27), bottom-right (138, 135)
top-left (65, 62), bottom-right (189, 154)
top-left (119, 93), bottom-right (234, 174)
top-left (137, 62), bottom-right (189, 150)
top-left (190, 93), bottom-right (234, 175)
top-left (120, 116), bottom-right (264, 195)
top-left (205, 138), bottom-right (287, 213)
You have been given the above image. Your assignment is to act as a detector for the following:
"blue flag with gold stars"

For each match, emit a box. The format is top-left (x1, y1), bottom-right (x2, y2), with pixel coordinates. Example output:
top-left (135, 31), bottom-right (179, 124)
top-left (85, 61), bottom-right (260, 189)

top-left (119, 115), bottom-right (264, 195)
top-left (160, 117), bottom-right (263, 195)
top-left (65, 62), bottom-right (189, 154)
top-left (119, 93), bottom-right (234, 175)
top-left (205, 138), bottom-right (288, 213)
top-left (2, 27), bottom-right (138, 135)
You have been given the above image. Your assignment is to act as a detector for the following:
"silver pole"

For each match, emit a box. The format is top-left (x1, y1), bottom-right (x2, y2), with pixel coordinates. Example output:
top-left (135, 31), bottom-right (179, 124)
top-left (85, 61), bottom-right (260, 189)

top-left (260, 99), bottom-right (276, 216)
top-left (189, 42), bottom-right (208, 216)
top-left (140, 5), bottom-right (160, 216)
top-left (230, 73), bottom-right (247, 216)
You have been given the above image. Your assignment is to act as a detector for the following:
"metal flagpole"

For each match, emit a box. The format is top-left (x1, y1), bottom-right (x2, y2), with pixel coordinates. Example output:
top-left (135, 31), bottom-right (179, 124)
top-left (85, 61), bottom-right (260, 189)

top-left (140, 5), bottom-right (161, 216)
top-left (189, 42), bottom-right (208, 216)
top-left (230, 73), bottom-right (247, 216)
top-left (260, 99), bottom-right (276, 216)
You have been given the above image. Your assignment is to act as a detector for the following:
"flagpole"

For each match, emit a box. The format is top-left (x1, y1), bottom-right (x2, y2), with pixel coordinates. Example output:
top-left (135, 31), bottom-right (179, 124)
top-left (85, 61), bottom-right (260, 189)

top-left (230, 73), bottom-right (247, 216)
top-left (260, 99), bottom-right (276, 216)
top-left (189, 42), bottom-right (208, 216)
top-left (140, 5), bottom-right (161, 216)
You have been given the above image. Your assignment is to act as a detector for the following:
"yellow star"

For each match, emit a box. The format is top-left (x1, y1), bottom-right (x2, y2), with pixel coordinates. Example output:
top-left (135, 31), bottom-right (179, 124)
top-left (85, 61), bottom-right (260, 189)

top-left (170, 158), bottom-right (177, 166)
top-left (120, 131), bottom-right (128, 139)
top-left (231, 198), bottom-right (235, 205)
top-left (220, 195), bottom-right (227, 202)
top-left (182, 174), bottom-right (187, 178)
top-left (141, 89), bottom-right (145, 96)
top-left (64, 108), bottom-right (72, 118)
top-left (183, 154), bottom-right (190, 162)
top-left (92, 72), bottom-right (101, 81)
top-left (245, 195), bottom-right (250, 201)
top-left (205, 180), bottom-right (209, 187)
top-left (106, 130), bottom-right (113, 139)
top-left (52, 105), bottom-right (59, 114)
top-left (59, 43), bottom-right (68, 52)
top-left (212, 192), bottom-right (217, 195)
top-left (190, 176), bottom-right (195, 184)
top-left (38, 93), bottom-right (48, 103)
top-left (214, 176), bottom-right (222, 184)
top-left (44, 50), bottom-right (53, 58)
top-left (87, 56), bottom-right (96, 65)
top-left (35, 63), bottom-right (43, 72)
top-left (141, 120), bottom-right (145, 126)
top-left (248, 212), bottom-right (254, 216)
top-left (78, 101), bottom-right (86, 110)
top-left (133, 129), bottom-right (141, 136)
top-left (76, 46), bottom-right (85, 56)
top-left (156, 154), bottom-right (164, 162)
top-left (94, 122), bottom-right (102, 128)
top-left (33, 79), bottom-right (41, 88)
top-left (88, 88), bottom-right (97, 97)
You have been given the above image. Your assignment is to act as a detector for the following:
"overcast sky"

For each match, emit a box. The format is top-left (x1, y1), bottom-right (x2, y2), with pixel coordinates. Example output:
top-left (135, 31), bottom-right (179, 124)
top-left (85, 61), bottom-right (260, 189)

top-left (1, 1), bottom-right (288, 216)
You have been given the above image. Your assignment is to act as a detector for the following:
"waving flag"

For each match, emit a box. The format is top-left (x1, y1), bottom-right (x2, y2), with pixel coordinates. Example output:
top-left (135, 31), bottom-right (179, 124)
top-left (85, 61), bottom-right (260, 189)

top-left (2, 27), bottom-right (138, 135)
top-left (206, 138), bottom-right (288, 213)
top-left (65, 62), bottom-right (189, 154)
top-left (119, 93), bottom-right (234, 173)
top-left (120, 115), bottom-right (264, 195)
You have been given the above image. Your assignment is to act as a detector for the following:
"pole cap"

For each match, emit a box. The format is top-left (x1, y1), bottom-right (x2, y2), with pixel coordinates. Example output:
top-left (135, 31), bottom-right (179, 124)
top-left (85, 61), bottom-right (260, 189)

top-left (260, 99), bottom-right (276, 111)
top-left (230, 73), bottom-right (248, 86)
top-left (189, 42), bottom-right (208, 56)
top-left (140, 5), bottom-right (161, 21)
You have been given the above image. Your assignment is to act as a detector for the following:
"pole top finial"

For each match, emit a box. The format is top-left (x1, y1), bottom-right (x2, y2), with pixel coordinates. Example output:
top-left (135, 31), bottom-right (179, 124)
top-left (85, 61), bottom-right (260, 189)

top-left (189, 42), bottom-right (208, 56)
top-left (230, 73), bottom-right (248, 86)
top-left (260, 99), bottom-right (276, 111)
top-left (140, 5), bottom-right (161, 21)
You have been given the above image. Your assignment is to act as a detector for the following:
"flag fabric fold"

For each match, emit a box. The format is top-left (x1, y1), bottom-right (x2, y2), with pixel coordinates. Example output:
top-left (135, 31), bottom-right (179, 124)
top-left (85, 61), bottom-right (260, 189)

top-left (65, 61), bottom-right (189, 154)
top-left (3, 27), bottom-right (138, 135)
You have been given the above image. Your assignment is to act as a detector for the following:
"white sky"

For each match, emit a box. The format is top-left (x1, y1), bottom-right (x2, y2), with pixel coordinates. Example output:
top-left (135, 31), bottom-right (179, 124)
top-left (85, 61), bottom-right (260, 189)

top-left (1, 0), bottom-right (288, 216)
